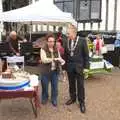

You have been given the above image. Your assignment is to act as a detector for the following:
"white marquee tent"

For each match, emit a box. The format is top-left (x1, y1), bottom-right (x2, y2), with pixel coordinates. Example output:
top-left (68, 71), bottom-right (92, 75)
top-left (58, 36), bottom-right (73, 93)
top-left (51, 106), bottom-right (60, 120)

top-left (0, 0), bottom-right (76, 26)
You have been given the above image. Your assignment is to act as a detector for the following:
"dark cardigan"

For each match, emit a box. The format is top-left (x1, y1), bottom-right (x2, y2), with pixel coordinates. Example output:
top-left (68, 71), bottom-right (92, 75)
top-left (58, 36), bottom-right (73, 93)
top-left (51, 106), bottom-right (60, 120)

top-left (39, 45), bottom-right (59, 74)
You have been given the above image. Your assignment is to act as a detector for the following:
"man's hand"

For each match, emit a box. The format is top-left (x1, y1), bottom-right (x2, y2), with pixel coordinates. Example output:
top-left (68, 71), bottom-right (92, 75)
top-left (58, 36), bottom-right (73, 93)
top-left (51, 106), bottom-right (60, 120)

top-left (83, 69), bottom-right (89, 73)
top-left (83, 69), bottom-right (89, 79)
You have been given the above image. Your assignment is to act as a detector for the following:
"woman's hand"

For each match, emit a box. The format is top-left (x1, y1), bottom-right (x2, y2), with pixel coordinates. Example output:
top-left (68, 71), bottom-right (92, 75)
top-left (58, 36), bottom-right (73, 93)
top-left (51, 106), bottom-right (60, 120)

top-left (54, 58), bottom-right (59, 61)
top-left (54, 58), bottom-right (65, 65)
top-left (53, 58), bottom-right (60, 63)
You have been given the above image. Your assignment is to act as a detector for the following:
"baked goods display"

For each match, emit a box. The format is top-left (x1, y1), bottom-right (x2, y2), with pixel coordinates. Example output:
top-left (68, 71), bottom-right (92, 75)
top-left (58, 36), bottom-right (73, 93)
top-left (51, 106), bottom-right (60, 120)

top-left (0, 56), bottom-right (38, 90)
top-left (0, 70), bottom-right (30, 90)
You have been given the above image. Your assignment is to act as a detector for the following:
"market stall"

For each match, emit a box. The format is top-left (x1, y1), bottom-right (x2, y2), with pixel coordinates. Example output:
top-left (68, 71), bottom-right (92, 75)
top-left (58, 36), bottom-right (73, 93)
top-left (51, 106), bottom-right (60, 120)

top-left (84, 37), bottom-right (114, 79)
top-left (0, 0), bottom-right (76, 42)
top-left (0, 0), bottom-right (76, 25)
top-left (84, 55), bottom-right (114, 79)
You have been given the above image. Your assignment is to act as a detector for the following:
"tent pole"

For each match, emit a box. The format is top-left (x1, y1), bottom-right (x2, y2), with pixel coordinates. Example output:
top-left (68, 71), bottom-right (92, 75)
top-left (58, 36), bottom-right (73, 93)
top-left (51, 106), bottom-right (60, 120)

top-left (0, 21), bottom-right (3, 42)
top-left (0, 0), bottom-right (3, 42)
top-left (77, 22), bottom-right (79, 31)
top-left (29, 22), bottom-right (32, 42)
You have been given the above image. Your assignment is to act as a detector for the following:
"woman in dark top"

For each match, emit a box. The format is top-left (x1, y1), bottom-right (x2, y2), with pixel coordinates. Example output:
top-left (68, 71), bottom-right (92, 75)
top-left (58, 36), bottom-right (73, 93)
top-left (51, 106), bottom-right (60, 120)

top-left (40, 33), bottom-right (65, 107)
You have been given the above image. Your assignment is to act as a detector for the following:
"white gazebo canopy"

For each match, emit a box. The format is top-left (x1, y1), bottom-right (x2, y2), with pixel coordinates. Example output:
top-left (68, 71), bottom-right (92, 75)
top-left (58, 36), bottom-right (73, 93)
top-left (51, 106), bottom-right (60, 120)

top-left (0, 0), bottom-right (76, 26)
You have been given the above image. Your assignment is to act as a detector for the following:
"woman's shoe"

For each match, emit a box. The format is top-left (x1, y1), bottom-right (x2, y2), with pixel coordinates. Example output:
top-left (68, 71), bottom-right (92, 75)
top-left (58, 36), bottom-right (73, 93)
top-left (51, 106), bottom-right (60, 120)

top-left (41, 99), bottom-right (48, 105)
top-left (52, 101), bottom-right (57, 107)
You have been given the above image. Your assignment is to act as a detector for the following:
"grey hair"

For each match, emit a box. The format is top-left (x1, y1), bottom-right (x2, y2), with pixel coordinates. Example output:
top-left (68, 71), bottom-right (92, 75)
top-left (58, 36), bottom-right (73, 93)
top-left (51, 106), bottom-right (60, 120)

top-left (9, 31), bottom-right (17, 37)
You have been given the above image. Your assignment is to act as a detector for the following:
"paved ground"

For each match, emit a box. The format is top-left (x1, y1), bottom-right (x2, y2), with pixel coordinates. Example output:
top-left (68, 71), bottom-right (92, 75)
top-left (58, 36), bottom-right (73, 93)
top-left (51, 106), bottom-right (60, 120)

top-left (0, 67), bottom-right (120, 120)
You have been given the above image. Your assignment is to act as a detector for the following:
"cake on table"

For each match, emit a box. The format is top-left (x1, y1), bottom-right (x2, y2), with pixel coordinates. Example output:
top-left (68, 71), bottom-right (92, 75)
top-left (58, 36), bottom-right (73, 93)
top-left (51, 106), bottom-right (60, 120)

top-left (0, 71), bottom-right (30, 90)
top-left (0, 56), bottom-right (39, 90)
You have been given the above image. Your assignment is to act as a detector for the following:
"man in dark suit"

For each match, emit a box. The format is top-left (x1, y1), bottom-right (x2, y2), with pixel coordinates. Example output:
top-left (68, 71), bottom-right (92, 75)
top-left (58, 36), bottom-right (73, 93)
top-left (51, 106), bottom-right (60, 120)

top-left (64, 25), bottom-right (89, 113)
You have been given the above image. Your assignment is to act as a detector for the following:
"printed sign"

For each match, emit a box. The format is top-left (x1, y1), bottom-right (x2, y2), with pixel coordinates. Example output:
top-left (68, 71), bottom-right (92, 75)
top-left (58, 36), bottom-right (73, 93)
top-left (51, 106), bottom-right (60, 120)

top-left (90, 61), bottom-right (104, 69)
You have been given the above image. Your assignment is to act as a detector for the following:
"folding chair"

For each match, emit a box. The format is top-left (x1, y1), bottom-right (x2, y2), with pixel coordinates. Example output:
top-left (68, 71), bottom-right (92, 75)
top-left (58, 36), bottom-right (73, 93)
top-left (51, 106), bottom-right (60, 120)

top-left (6, 56), bottom-right (24, 71)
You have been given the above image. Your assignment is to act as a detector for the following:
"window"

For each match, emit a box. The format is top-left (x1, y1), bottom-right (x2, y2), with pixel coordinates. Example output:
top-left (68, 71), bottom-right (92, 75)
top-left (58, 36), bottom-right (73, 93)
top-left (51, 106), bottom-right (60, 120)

top-left (54, 0), bottom-right (73, 15)
top-left (79, 0), bottom-right (90, 20)
top-left (78, 0), bottom-right (102, 22)
top-left (54, 0), bottom-right (102, 23)
top-left (91, 0), bottom-right (101, 19)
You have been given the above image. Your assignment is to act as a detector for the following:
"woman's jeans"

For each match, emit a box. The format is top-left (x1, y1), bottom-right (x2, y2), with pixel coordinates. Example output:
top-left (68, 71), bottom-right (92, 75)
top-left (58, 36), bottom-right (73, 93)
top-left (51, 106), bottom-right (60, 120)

top-left (41, 71), bottom-right (58, 103)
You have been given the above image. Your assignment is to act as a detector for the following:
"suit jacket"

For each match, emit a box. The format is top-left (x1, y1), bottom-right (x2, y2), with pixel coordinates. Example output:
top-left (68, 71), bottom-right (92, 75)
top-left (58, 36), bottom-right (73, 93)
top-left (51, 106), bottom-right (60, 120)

top-left (63, 36), bottom-right (89, 73)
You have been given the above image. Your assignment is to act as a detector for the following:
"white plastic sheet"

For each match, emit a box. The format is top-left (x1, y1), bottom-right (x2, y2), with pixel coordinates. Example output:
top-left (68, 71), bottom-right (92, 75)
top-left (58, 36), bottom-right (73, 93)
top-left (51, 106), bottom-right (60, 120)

top-left (0, 0), bottom-right (76, 26)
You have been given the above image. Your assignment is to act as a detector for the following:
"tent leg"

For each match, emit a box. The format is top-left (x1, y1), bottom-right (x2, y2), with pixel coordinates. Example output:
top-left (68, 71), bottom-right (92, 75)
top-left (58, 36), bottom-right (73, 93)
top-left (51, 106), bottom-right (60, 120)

top-left (29, 22), bottom-right (32, 42)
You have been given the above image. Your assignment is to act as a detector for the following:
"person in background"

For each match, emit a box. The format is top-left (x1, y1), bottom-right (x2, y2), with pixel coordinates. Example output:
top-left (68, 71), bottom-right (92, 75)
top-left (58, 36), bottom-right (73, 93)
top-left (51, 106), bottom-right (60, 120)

top-left (7, 31), bottom-right (23, 56)
top-left (93, 34), bottom-right (104, 55)
top-left (57, 27), bottom-right (63, 45)
top-left (56, 26), bottom-right (67, 48)
top-left (64, 25), bottom-right (89, 113)
top-left (56, 41), bottom-right (64, 57)
top-left (56, 41), bottom-right (67, 82)
top-left (40, 33), bottom-right (65, 107)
